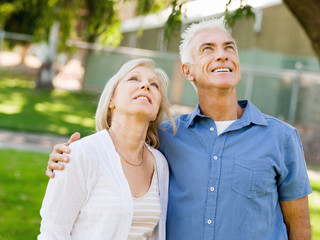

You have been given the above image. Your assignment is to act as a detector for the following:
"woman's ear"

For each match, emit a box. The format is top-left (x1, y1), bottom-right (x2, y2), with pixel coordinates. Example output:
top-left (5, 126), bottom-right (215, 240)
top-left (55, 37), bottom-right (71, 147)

top-left (181, 63), bottom-right (194, 82)
top-left (109, 101), bottom-right (115, 109)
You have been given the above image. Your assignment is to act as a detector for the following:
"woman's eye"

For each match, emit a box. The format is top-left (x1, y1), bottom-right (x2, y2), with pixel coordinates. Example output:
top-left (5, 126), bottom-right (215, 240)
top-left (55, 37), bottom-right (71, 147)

top-left (128, 76), bottom-right (139, 81)
top-left (151, 82), bottom-right (159, 89)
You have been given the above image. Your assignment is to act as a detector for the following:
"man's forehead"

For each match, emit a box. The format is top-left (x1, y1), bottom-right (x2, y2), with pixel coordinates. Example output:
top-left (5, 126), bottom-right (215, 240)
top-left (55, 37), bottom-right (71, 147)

top-left (191, 28), bottom-right (233, 45)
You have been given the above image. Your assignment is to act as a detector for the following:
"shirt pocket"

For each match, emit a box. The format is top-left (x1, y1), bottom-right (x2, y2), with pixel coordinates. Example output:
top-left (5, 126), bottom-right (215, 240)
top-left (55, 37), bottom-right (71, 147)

top-left (232, 157), bottom-right (276, 199)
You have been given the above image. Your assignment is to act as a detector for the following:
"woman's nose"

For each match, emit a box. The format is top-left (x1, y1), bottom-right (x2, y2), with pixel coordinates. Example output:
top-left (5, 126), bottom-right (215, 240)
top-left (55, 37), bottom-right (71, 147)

top-left (140, 82), bottom-right (150, 91)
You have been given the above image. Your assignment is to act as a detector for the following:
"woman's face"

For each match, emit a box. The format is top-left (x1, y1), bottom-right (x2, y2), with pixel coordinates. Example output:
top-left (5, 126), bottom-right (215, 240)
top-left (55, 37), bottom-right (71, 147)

top-left (111, 66), bottom-right (162, 122)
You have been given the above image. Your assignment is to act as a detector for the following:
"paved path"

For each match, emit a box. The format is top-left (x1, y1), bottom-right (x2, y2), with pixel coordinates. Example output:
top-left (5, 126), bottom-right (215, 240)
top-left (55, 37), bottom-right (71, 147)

top-left (0, 129), bottom-right (319, 180)
top-left (0, 129), bottom-right (69, 153)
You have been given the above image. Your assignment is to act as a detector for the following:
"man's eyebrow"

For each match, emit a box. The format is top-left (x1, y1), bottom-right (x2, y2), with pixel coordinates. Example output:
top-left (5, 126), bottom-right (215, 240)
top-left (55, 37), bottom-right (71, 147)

top-left (199, 42), bottom-right (214, 50)
top-left (224, 41), bottom-right (236, 46)
top-left (199, 41), bottom-right (236, 50)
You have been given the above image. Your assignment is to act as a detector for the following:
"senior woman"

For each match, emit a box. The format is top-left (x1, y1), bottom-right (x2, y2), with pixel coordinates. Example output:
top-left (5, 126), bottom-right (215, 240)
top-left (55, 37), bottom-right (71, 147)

top-left (38, 58), bottom-right (175, 240)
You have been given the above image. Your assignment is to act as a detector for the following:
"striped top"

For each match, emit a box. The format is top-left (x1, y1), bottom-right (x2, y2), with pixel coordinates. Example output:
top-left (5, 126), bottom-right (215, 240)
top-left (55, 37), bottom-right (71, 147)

top-left (128, 166), bottom-right (161, 240)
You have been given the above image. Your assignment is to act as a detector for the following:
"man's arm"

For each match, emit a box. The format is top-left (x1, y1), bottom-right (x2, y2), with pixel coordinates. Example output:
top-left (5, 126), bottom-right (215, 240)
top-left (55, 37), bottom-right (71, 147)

top-left (46, 132), bottom-right (81, 178)
top-left (280, 196), bottom-right (311, 240)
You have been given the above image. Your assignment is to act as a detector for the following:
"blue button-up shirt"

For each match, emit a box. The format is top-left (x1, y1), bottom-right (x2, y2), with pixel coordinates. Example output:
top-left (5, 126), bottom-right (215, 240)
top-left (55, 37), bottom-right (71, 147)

top-left (158, 100), bottom-right (311, 240)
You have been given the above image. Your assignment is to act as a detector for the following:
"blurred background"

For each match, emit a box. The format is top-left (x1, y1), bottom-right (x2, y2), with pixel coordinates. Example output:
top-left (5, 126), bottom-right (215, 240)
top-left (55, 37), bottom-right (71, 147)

top-left (0, 0), bottom-right (319, 239)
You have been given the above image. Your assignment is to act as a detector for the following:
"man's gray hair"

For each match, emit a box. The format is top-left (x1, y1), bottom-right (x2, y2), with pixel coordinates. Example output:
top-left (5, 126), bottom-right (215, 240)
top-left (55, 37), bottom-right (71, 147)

top-left (179, 17), bottom-right (229, 64)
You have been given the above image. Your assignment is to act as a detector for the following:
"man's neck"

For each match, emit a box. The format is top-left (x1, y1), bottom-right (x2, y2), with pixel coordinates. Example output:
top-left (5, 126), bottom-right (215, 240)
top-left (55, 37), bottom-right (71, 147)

top-left (198, 89), bottom-right (243, 121)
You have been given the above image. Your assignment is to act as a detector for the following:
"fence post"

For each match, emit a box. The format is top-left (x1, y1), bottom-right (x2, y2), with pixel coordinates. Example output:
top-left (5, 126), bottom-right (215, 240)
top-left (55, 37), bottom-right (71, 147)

top-left (0, 29), bottom-right (4, 51)
top-left (244, 70), bottom-right (254, 100)
top-left (0, 29), bottom-right (3, 75)
top-left (288, 61), bottom-right (302, 124)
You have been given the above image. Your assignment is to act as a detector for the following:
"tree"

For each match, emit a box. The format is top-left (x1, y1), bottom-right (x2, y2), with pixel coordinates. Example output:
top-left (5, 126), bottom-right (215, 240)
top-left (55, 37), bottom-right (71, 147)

top-left (0, 0), bottom-right (125, 88)
top-left (0, 0), bottom-right (319, 89)
top-left (283, 0), bottom-right (320, 63)
top-left (165, 0), bottom-right (320, 63)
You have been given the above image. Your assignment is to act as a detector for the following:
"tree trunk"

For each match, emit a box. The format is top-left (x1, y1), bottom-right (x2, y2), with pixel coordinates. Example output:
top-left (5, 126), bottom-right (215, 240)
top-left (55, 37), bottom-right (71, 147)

top-left (20, 42), bottom-right (31, 64)
top-left (283, 0), bottom-right (320, 63)
top-left (36, 22), bottom-right (60, 89)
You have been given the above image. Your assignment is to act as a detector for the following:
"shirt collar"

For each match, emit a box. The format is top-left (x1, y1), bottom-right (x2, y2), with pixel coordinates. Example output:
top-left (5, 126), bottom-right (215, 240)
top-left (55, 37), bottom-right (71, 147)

top-left (186, 100), bottom-right (268, 128)
top-left (186, 104), bottom-right (205, 128)
top-left (233, 100), bottom-right (268, 128)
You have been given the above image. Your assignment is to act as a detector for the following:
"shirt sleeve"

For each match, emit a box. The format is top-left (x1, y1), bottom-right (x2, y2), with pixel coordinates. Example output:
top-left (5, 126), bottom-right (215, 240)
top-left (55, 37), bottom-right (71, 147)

top-left (38, 142), bottom-right (87, 240)
top-left (277, 129), bottom-right (312, 201)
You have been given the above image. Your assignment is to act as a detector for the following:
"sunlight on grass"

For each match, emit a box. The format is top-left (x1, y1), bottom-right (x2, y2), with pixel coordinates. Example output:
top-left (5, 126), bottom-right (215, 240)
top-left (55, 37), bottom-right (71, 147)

top-left (62, 114), bottom-right (95, 127)
top-left (0, 104), bottom-right (22, 114)
top-left (0, 92), bottom-right (27, 114)
top-left (0, 76), bottom-right (35, 88)
top-left (309, 191), bottom-right (320, 238)
top-left (34, 102), bottom-right (73, 113)
top-left (48, 124), bottom-right (69, 135)
top-left (0, 71), bottom-right (98, 136)
top-left (50, 89), bottom-right (72, 98)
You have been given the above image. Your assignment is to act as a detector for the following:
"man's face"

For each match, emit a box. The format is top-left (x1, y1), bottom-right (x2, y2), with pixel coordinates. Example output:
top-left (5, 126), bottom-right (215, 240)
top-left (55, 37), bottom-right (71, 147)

top-left (184, 28), bottom-right (241, 91)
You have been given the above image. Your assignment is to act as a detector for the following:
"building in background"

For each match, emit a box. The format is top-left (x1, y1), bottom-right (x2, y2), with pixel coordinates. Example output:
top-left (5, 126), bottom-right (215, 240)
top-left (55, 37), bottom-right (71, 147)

top-left (83, 0), bottom-right (320, 127)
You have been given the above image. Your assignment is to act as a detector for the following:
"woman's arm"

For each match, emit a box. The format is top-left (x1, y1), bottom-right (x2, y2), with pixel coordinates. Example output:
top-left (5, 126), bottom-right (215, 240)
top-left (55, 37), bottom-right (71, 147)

top-left (38, 142), bottom-right (87, 239)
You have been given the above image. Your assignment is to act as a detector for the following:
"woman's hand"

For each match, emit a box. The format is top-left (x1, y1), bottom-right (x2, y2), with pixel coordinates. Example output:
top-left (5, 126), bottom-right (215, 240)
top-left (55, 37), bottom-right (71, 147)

top-left (46, 132), bottom-right (81, 178)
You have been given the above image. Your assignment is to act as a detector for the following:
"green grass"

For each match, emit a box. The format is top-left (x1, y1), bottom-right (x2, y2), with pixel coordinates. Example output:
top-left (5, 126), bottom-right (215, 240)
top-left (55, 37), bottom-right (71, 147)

top-left (0, 70), bottom-right (99, 136)
top-left (0, 149), bottom-right (48, 240)
top-left (310, 179), bottom-right (320, 239)
top-left (0, 149), bottom-right (319, 239)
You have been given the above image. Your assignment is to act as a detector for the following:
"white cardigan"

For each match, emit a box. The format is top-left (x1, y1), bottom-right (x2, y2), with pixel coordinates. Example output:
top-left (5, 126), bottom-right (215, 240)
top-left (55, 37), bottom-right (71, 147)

top-left (38, 130), bottom-right (169, 240)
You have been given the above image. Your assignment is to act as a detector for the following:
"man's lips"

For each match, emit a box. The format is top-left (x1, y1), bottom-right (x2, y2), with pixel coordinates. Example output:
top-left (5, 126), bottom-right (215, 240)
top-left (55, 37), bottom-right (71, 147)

top-left (211, 67), bottom-right (232, 73)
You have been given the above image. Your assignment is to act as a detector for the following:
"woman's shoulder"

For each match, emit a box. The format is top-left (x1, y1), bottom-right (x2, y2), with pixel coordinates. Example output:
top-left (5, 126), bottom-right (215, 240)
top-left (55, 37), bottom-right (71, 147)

top-left (69, 130), bottom-right (110, 152)
top-left (148, 146), bottom-right (168, 169)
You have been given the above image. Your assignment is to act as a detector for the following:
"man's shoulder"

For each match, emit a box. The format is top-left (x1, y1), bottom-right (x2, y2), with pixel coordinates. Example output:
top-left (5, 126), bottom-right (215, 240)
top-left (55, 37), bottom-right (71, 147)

top-left (246, 100), bottom-right (296, 134)
top-left (262, 113), bottom-right (295, 131)
top-left (160, 113), bottom-right (191, 129)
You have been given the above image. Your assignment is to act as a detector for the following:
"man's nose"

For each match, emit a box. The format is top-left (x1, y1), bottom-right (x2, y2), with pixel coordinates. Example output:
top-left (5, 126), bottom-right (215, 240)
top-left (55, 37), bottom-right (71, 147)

top-left (216, 48), bottom-right (228, 62)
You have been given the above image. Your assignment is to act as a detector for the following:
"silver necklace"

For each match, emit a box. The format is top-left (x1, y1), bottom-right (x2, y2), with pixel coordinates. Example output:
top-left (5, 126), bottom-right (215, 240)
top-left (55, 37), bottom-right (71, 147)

top-left (109, 128), bottom-right (145, 167)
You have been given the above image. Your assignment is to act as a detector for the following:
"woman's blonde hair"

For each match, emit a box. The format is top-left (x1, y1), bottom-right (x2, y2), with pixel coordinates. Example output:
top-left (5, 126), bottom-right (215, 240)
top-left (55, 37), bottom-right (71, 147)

top-left (95, 58), bottom-right (175, 148)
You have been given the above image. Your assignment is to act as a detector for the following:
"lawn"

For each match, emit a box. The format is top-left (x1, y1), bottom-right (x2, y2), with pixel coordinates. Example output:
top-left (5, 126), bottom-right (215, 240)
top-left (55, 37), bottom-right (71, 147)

top-left (0, 149), bottom-right (319, 239)
top-left (0, 70), bottom-right (99, 137)
top-left (0, 149), bottom-right (48, 239)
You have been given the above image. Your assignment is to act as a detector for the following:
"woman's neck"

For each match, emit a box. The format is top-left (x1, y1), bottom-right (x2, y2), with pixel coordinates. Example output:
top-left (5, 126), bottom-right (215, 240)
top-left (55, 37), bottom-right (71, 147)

top-left (108, 115), bottom-right (149, 153)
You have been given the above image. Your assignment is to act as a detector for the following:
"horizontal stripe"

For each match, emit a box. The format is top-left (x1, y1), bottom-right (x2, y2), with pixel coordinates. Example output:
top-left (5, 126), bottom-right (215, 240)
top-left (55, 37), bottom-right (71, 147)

top-left (128, 167), bottom-right (160, 239)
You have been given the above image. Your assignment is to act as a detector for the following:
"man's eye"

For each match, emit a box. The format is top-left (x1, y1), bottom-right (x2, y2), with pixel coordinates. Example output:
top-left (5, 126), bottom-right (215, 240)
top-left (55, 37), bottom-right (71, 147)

top-left (202, 46), bottom-right (212, 52)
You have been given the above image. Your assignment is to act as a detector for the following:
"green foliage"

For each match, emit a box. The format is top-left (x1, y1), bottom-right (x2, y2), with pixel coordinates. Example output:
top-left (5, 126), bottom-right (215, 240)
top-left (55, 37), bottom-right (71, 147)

top-left (136, 0), bottom-right (168, 15)
top-left (0, 0), bottom-right (122, 47)
top-left (0, 2), bottom-right (16, 26)
top-left (163, 0), bottom-right (184, 43)
top-left (225, 4), bottom-right (255, 29)
top-left (0, 0), bottom-right (256, 50)
top-left (98, 18), bottom-right (122, 47)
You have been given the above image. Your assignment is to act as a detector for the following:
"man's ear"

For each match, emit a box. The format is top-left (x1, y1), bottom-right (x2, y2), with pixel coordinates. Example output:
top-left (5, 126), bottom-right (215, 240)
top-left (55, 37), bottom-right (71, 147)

top-left (181, 63), bottom-right (194, 82)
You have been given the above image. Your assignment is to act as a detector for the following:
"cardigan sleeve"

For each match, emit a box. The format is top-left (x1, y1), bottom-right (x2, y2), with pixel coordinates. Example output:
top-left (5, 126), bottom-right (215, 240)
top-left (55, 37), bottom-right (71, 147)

top-left (38, 142), bottom-right (88, 240)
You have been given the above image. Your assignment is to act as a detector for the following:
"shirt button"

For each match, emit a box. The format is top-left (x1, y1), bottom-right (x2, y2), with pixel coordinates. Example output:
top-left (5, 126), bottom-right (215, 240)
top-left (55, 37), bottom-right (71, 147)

top-left (210, 187), bottom-right (215, 192)
top-left (210, 127), bottom-right (214, 131)
top-left (207, 219), bottom-right (212, 224)
top-left (213, 156), bottom-right (218, 160)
